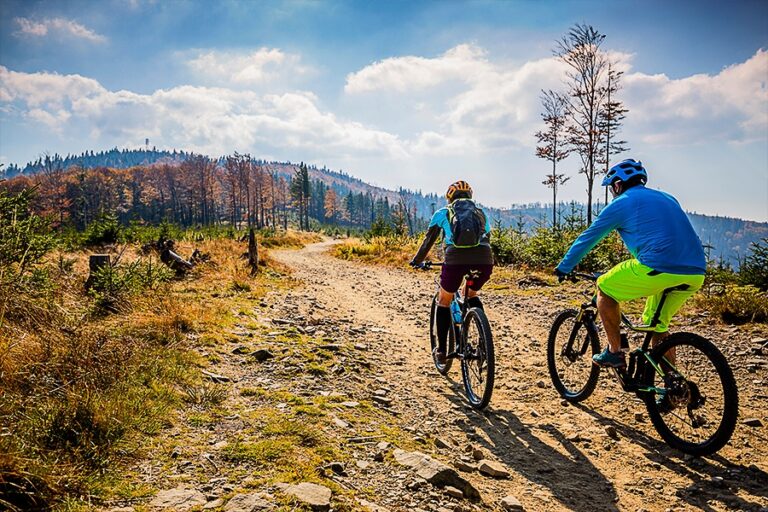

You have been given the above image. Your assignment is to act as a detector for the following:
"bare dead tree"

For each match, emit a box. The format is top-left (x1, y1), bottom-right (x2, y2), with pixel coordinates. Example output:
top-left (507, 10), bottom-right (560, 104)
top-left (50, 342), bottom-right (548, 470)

top-left (555, 24), bottom-right (609, 225)
top-left (598, 63), bottom-right (629, 206)
top-left (535, 89), bottom-right (572, 229)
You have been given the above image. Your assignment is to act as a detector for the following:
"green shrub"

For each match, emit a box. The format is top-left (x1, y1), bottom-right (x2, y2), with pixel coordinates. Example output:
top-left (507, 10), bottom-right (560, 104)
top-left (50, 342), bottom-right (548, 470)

top-left (0, 188), bottom-right (55, 281)
top-left (367, 216), bottom-right (394, 238)
top-left (83, 213), bottom-right (122, 246)
top-left (88, 258), bottom-right (174, 312)
top-left (489, 225), bottom-right (627, 271)
top-left (490, 227), bottom-right (527, 265)
top-left (739, 237), bottom-right (768, 291)
top-left (697, 285), bottom-right (768, 324)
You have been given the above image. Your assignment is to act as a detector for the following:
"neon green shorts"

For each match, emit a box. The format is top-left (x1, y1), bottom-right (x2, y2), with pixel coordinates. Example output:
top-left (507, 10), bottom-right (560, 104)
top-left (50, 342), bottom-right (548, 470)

top-left (596, 259), bottom-right (705, 332)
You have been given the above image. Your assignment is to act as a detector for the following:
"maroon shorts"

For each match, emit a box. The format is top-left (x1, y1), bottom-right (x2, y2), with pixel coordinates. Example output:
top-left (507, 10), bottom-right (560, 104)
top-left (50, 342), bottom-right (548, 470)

top-left (440, 264), bottom-right (493, 294)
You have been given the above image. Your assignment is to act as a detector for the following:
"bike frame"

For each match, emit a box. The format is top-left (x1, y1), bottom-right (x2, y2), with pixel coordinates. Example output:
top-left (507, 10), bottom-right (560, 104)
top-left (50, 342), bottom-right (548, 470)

top-left (425, 262), bottom-right (475, 360)
top-left (569, 273), bottom-right (689, 396)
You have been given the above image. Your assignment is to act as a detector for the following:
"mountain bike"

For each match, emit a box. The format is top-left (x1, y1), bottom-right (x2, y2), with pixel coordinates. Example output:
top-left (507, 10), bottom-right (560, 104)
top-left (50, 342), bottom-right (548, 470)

top-left (547, 272), bottom-right (738, 456)
top-left (419, 261), bottom-right (495, 409)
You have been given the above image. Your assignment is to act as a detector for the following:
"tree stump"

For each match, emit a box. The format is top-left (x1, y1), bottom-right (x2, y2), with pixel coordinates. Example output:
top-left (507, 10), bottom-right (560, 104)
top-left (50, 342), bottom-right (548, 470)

top-left (248, 228), bottom-right (259, 275)
top-left (85, 254), bottom-right (111, 289)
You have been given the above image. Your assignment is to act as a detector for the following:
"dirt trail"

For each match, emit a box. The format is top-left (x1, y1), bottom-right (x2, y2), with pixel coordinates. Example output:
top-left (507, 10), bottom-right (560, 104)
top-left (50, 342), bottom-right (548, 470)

top-left (270, 240), bottom-right (768, 512)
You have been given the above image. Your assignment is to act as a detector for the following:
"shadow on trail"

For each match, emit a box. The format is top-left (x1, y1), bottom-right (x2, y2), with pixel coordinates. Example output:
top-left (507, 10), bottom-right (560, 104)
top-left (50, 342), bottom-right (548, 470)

top-left (573, 404), bottom-right (768, 512)
top-left (441, 377), bottom-right (619, 512)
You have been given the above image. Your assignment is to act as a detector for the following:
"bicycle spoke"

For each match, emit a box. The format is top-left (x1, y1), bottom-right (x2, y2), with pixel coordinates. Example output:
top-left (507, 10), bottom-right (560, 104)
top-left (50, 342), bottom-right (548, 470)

top-left (547, 310), bottom-right (599, 401)
top-left (645, 333), bottom-right (738, 455)
top-left (461, 309), bottom-right (494, 409)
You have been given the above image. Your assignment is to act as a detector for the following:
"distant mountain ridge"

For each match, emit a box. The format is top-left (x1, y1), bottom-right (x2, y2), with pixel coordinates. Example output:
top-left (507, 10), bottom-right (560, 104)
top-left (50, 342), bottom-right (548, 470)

top-left (5, 148), bottom-right (765, 267)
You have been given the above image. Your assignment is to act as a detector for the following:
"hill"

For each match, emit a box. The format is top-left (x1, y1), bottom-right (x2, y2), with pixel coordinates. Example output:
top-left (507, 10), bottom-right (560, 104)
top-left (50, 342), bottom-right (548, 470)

top-left (5, 148), bottom-right (765, 267)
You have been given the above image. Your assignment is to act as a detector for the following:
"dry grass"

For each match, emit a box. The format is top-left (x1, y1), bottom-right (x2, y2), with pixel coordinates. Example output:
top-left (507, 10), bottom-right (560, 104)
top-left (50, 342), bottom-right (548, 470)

top-left (258, 229), bottom-right (323, 249)
top-left (331, 235), bottom-right (424, 267)
top-left (0, 231), bottom-right (307, 511)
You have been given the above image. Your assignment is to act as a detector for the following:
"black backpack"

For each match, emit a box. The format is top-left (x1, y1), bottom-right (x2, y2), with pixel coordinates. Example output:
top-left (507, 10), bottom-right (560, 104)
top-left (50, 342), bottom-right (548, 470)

top-left (447, 199), bottom-right (486, 248)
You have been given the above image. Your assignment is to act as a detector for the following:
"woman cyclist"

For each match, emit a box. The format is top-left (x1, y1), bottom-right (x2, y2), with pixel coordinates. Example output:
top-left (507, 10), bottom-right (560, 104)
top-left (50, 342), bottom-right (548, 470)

top-left (410, 181), bottom-right (494, 364)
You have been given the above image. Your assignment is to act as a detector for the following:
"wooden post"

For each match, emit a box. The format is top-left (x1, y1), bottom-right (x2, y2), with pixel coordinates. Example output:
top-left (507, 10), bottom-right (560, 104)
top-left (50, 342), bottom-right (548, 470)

top-left (86, 254), bottom-right (111, 289)
top-left (248, 228), bottom-right (259, 275)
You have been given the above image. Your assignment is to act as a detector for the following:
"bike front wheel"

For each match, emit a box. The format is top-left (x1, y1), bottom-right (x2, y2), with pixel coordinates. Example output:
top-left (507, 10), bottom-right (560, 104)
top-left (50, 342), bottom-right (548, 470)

top-left (642, 332), bottom-right (738, 456)
top-left (460, 307), bottom-right (495, 409)
top-left (429, 294), bottom-right (454, 374)
top-left (547, 309), bottom-right (601, 402)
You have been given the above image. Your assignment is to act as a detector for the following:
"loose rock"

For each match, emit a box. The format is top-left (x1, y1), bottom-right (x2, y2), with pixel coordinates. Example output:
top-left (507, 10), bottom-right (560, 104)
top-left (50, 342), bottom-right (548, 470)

top-left (284, 482), bottom-right (332, 511)
top-left (223, 493), bottom-right (275, 511)
top-left (393, 450), bottom-right (480, 501)
top-left (203, 499), bottom-right (224, 510)
top-left (202, 369), bottom-right (231, 382)
top-left (149, 488), bottom-right (207, 510)
top-left (251, 349), bottom-right (274, 362)
top-left (445, 486), bottom-right (464, 499)
top-left (477, 459), bottom-right (510, 479)
top-left (501, 495), bottom-right (525, 511)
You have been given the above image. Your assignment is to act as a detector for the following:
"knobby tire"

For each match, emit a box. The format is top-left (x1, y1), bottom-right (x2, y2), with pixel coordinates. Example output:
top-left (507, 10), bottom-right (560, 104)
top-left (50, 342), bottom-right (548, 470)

top-left (547, 309), bottom-right (601, 402)
top-left (461, 307), bottom-right (495, 409)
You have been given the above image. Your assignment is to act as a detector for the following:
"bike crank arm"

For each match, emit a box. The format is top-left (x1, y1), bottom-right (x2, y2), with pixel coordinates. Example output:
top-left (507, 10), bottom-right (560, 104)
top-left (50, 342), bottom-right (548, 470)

top-left (610, 368), bottom-right (637, 392)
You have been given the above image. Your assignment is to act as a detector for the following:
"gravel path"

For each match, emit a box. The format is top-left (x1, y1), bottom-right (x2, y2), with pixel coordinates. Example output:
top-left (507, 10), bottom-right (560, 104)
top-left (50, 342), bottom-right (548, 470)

top-left (268, 240), bottom-right (768, 512)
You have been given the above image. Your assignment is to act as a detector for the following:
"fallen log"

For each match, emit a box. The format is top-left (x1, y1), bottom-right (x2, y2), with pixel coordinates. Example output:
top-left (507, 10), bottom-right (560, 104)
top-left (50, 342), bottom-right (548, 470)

top-left (160, 246), bottom-right (194, 275)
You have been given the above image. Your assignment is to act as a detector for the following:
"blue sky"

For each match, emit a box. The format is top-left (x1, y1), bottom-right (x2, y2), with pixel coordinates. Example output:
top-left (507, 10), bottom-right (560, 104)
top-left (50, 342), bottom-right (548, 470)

top-left (1, 0), bottom-right (767, 220)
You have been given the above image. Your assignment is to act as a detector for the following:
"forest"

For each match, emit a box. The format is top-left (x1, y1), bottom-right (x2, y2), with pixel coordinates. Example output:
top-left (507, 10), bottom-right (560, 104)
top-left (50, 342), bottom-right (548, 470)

top-left (3, 147), bottom-right (766, 268)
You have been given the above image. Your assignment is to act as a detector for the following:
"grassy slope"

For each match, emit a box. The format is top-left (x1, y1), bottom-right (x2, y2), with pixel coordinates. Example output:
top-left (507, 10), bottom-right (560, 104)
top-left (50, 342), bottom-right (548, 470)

top-left (0, 231), bottom-right (322, 511)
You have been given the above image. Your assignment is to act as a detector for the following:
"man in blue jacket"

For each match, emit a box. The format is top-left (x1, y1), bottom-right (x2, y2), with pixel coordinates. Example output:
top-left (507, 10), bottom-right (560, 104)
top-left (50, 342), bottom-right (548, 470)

top-left (555, 159), bottom-right (706, 368)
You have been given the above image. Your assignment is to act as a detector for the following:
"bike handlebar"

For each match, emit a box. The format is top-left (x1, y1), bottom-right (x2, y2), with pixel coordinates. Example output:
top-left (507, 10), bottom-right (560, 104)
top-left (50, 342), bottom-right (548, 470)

top-left (567, 272), bottom-right (600, 282)
top-left (416, 261), bottom-right (444, 270)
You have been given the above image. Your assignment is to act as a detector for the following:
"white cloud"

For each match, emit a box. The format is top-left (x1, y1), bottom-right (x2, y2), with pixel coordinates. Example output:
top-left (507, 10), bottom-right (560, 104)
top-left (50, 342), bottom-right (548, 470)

top-left (186, 48), bottom-right (312, 87)
top-left (0, 66), bottom-right (405, 160)
top-left (345, 44), bottom-right (489, 93)
top-left (13, 17), bottom-right (107, 43)
top-left (0, 67), bottom-right (105, 108)
top-left (343, 44), bottom-right (767, 156)
top-left (345, 44), bottom-right (569, 155)
top-left (1, 46), bottom-right (765, 182)
top-left (622, 49), bottom-right (768, 145)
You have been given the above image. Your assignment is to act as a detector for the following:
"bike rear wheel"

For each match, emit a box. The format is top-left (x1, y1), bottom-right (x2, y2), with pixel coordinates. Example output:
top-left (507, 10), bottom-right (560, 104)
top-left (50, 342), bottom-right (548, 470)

top-left (547, 309), bottom-right (601, 402)
top-left (642, 332), bottom-right (738, 456)
top-left (429, 294), bottom-right (454, 374)
top-left (460, 307), bottom-right (495, 409)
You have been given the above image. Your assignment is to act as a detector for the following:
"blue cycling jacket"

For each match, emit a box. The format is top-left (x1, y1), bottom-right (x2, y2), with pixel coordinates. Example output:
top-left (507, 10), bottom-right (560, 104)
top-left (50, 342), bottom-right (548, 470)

top-left (556, 186), bottom-right (706, 275)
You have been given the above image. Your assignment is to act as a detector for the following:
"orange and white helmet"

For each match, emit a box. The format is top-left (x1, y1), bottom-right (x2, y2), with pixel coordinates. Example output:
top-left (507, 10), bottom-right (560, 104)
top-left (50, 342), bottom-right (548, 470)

top-left (446, 180), bottom-right (472, 202)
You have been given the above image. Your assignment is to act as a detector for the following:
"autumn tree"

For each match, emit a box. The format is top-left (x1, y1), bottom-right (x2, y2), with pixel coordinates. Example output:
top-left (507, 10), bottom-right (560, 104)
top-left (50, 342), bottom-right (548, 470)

top-left (535, 89), bottom-right (572, 229)
top-left (182, 155), bottom-right (217, 225)
top-left (324, 188), bottom-right (338, 223)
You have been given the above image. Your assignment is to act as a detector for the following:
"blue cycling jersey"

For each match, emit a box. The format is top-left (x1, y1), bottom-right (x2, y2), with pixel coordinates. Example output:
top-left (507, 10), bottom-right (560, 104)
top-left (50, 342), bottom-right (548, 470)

top-left (557, 185), bottom-right (706, 275)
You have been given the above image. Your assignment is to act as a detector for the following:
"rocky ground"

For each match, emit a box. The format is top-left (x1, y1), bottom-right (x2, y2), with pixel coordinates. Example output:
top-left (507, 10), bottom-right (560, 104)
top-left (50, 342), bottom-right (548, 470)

top-left (107, 240), bottom-right (768, 512)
